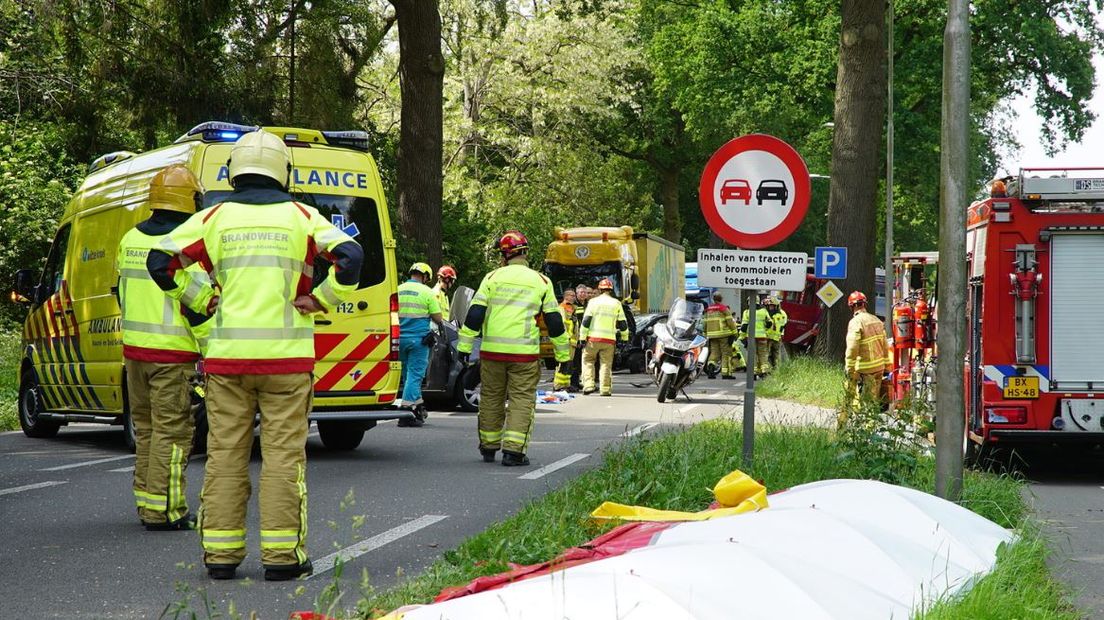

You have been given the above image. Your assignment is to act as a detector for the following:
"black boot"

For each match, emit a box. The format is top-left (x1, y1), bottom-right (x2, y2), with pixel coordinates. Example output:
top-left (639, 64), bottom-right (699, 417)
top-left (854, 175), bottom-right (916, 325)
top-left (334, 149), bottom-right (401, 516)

top-left (480, 448), bottom-right (497, 463)
top-left (264, 558), bottom-right (314, 581)
top-left (145, 512), bottom-right (197, 531)
top-left (501, 450), bottom-right (530, 467)
top-left (206, 563), bottom-right (238, 580)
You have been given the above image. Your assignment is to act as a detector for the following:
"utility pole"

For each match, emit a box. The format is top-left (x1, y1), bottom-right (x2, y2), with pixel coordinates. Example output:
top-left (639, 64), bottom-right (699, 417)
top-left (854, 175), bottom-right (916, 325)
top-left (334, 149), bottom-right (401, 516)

top-left (935, 0), bottom-right (969, 501)
top-left (884, 0), bottom-right (895, 335)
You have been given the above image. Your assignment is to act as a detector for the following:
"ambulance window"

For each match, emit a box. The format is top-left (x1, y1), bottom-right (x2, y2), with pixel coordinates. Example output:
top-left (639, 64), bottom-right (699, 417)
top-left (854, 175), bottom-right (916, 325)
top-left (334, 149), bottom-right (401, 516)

top-left (39, 224), bottom-right (72, 301)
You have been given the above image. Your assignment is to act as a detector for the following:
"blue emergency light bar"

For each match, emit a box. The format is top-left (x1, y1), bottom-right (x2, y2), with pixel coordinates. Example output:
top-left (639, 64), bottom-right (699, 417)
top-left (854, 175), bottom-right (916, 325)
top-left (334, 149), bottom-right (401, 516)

top-left (178, 121), bottom-right (260, 143)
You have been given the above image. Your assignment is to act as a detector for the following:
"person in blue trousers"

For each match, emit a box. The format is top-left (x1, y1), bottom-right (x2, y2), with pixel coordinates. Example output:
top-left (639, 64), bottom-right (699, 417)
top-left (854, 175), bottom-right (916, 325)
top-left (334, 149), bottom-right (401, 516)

top-left (397, 262), bottom-right (444, 427)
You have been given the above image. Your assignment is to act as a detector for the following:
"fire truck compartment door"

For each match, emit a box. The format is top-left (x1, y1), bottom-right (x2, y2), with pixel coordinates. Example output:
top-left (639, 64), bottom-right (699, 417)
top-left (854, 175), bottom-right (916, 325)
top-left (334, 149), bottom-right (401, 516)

top-left (1051, 234), bottom-right (1104, 387)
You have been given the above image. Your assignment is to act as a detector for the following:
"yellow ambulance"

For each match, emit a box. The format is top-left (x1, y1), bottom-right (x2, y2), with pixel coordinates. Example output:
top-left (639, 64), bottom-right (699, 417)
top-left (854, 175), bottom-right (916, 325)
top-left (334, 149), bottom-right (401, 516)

top-left (11, 122), bottom-right (406, 451)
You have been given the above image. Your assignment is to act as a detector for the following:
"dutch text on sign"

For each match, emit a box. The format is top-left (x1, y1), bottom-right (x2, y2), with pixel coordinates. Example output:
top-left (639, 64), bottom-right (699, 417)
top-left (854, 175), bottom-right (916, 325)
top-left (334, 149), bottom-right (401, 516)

top-left (697, 249), bottom-right (808, 292)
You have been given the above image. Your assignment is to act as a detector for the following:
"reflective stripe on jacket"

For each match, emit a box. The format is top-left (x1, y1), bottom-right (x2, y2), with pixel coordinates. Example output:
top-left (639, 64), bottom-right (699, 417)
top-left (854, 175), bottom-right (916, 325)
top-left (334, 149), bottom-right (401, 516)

top-left (117, 228), bottom-right (204, 363)
top-left (846, 310), bottom-right (889, 373)
top-left (398, 280), bottom-right (441, 340)
top-left (156, 199), bottom-right (359, 374)
top-left (457, 264), bottom-right (568, 362)
top-left (560, 302), bottom-right (577, 345)
top-left (703, 303), bottom-right (737, 338)
top-left (580, 294), bottom-right (628, 343)
top-left (765, 308), bottom-right (788, 341)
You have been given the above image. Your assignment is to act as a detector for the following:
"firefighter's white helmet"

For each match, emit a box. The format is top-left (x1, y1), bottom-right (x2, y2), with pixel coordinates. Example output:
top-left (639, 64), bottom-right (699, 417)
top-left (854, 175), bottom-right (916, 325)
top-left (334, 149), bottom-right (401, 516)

top-left (227, 130), bottom-right (290, 187)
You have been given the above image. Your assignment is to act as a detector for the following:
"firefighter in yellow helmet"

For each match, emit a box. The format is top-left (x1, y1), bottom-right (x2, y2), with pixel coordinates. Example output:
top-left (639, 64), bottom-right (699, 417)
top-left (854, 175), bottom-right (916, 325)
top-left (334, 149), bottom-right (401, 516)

top-left (457, 231), bottom-right (570, 466)
top-left (842, 291), bottom-right (889, 424)
top-left (580, 278), bottom-right (629, 396)
top-left (117, 164), bottom-right (212, 531)
top-left (433, 265), bottom-right (457, 322)
top-left (764, 295), bottom-right (788, 370)
top-left (397, 261), bottom-right (444, 427)
top-left (552, 288), bottom-right (578, 391)
top-left (147, 130), bottom-right (364, 580)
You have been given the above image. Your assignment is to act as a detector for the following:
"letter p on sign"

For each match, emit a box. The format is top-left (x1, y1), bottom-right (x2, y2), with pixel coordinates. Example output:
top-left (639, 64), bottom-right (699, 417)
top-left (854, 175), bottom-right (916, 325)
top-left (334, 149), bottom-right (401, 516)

top-left (814, 247), bottom-right (847, 279)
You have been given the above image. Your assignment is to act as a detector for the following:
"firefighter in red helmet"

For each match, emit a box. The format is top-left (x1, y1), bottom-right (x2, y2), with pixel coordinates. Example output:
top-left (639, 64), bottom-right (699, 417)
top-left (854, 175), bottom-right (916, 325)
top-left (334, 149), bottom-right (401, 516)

top-left (842, 291), bottom-right (889, 424)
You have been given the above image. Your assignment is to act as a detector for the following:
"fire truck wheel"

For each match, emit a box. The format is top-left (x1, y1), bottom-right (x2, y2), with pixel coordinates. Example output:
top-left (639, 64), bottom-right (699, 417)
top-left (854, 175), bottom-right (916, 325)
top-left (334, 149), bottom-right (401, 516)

top-left (18, 367), bottom-right (59, 439)
top-left (964, 438), bottom-right (992, 469)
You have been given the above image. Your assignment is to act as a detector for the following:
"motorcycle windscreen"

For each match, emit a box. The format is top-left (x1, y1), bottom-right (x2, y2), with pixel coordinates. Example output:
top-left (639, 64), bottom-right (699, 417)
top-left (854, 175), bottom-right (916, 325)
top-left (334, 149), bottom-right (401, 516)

top-left (665, 297), bottom-right (703, 341)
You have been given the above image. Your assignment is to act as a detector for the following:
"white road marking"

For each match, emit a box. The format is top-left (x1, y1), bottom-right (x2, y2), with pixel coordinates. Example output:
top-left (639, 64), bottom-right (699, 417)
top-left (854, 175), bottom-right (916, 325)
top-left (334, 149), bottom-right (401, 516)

top-left (518, 453), bottom-right (590, 480)
top-left (109, 466), bottom-right (135, 473)
top-left (40, 454), bottom-right (135, 471)
top-left (0, 481), bottom-right (68, 496)
top-left (310, 514), bottom-right (449, 578)
top-left (621, 423), bottom-right (659, 438)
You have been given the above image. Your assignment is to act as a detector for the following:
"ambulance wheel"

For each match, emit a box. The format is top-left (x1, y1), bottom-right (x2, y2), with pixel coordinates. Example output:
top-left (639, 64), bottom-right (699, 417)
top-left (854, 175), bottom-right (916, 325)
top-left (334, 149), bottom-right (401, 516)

top-left (456, 366), bottom-right (481, 412)
top-left (123, 408), bottom-right (137, 452)
top-left (19, 367), bottom-right (59, 438)
top-left (317, 420), bottom-right (366, 451)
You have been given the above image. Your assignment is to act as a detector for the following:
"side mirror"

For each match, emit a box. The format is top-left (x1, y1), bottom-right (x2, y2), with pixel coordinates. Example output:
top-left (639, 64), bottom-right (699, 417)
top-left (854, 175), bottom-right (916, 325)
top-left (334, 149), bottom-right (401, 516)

top-left (12, 269), bottom-right (36, 304)
top-left (631, 290), bottom-right (640, 300)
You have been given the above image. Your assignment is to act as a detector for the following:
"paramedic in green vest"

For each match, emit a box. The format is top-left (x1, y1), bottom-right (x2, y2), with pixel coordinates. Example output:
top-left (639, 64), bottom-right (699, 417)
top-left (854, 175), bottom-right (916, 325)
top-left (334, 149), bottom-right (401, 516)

top-left (117, 164), bottom-right (212, 532)
top-left (398, 262), bottom-right (444, 427)
top-left (457, 230), bottom-right (570, 466)
top-left (739, 294), bottom-right (773, 378)
top-left (580, 279), bottom-right (629, 396)
top-left (148, 130), bottom-right (363, 581)
top-left (764, 295), bottom-right (788, 370)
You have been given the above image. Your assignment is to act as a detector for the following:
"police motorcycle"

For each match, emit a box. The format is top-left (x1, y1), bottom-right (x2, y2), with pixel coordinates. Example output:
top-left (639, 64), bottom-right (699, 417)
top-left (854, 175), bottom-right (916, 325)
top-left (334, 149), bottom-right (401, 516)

top-left (649, 298), bottom-right (709, 403)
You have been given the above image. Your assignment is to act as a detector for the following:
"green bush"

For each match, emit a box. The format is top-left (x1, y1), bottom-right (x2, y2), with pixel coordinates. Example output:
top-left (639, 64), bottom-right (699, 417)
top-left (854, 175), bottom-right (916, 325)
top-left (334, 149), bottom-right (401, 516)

top-left (1, 328), bottom-right (21, 431)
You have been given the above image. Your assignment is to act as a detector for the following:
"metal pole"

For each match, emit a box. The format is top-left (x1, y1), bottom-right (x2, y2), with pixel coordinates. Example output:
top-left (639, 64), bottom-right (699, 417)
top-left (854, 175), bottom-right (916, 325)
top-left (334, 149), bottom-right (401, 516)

top-left (884, 0), bottom-right (895, 335)
top-left (743, 292), bottom-right (757, 471)
top-left (935, 0), bottom-right (970, 501)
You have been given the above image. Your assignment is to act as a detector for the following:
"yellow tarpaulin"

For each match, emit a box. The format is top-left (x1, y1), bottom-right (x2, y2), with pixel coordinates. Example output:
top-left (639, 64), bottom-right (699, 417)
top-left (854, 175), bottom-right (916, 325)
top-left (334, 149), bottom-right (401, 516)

top-left (590, 469), bottom-right (768, 522)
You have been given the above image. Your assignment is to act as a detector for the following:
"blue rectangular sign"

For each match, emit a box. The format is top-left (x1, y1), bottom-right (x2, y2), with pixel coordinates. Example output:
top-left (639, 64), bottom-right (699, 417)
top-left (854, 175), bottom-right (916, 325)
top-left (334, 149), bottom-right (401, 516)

top-left (814, 247), bottom-right (847, 279)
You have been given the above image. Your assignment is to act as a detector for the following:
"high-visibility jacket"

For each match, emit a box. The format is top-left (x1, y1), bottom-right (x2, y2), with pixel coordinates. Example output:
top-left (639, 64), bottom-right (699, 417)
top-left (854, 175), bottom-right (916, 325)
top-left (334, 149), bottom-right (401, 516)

top-left (458, 263), bottom-right (569, 362)
top-left (432, 282), bottom-right (451, 322)
top-left (846, 310), bottom-right (889, 374)
top-left (581, 293), bottom-right (628, 343)
top-left (117, 228), bottom-right (209, 363)
top-left (765, 308), bottom-right (788, 342)
top-left (703, 303), bottom-right (737, 338)
top-left (398, 280), bottom-right (441, 340)
top-left (560, 301), bottom-right (577, 345)
top-left (152, 189), bottom-right (361, 375)
top-left (740, 308), bottom-right (771, 340)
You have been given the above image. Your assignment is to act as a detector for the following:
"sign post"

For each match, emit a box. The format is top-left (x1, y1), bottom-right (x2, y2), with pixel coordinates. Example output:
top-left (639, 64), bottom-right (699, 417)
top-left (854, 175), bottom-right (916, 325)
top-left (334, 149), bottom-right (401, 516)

top-left (698, 134), bottom-right (811, 471)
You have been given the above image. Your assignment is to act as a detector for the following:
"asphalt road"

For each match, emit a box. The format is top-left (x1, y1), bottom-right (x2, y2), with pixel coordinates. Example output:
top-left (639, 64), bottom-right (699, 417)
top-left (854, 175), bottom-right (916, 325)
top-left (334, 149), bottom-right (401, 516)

top-left (0, 370), bottom-right (745, 619)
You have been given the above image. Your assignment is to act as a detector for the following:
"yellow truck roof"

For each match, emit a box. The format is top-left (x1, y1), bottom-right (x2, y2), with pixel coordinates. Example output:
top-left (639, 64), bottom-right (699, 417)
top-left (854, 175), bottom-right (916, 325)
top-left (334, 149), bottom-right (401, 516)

top-left (546, 226), bottom-right (637, 265)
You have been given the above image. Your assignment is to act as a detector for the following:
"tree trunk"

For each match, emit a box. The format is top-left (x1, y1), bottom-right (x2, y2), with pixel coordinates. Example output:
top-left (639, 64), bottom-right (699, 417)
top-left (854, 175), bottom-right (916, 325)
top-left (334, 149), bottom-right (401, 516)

top-left (659, 165), bottom-right (681, 243)
top-left (820, 0), bottom-right (887, 361)
top-left (391, 0), bottom-right (445, 266)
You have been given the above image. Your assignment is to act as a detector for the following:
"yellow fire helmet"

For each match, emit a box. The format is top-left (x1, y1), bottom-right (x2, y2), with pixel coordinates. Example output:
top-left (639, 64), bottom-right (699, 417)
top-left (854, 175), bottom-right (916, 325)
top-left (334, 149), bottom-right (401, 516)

top-left (409, 262), bottom-right (432, 279)
top-left (227, 130), bottom-right (291, 187)
top-left (148, 164), bottom-right (204, 214)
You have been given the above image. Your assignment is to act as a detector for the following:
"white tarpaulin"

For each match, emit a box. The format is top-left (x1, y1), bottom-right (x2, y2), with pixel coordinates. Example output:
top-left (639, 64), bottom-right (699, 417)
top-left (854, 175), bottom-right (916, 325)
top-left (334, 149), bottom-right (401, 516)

top-left (395, 480), bottom-right (1013, 620)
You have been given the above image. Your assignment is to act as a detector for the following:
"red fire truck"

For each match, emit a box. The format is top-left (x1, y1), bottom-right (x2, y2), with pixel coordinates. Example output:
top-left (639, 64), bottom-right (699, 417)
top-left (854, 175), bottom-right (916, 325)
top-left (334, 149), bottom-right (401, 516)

top-left (964, 168), bottom-right (1104, 459)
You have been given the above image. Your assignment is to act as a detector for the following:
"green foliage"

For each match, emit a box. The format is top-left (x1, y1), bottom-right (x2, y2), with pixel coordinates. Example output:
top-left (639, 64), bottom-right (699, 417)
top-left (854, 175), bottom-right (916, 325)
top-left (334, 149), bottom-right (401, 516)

top-left (756, 354), bottom-right (846, 408)
top-left (1, 328), bottom-right (20, 432)
top-left (0, 119), bottom-right (82, 323)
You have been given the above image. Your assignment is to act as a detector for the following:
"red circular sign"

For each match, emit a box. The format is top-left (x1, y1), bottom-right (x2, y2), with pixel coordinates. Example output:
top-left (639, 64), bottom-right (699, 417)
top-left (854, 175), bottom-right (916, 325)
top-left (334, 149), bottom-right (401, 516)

top-left (698, 134), bottom-right (811, 249)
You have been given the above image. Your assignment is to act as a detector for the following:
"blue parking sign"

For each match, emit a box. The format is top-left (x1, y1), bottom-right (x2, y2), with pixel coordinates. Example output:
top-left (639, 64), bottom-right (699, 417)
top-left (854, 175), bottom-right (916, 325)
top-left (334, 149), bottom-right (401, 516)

top-left (814, 247), bottom-right (847, 279)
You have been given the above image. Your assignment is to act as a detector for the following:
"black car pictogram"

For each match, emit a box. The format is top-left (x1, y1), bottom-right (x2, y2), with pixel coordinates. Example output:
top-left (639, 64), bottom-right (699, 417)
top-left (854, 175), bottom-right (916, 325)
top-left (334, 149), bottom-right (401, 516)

top-left (756, 179), bottom-right (789, 206)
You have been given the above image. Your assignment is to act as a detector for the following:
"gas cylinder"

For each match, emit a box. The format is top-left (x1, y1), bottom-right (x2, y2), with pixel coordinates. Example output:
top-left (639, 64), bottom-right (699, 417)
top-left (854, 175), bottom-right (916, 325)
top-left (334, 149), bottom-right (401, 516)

top-left (893, 302), bottom-right (915, 349)
top-left (914, 297), bottom-right (934, 348)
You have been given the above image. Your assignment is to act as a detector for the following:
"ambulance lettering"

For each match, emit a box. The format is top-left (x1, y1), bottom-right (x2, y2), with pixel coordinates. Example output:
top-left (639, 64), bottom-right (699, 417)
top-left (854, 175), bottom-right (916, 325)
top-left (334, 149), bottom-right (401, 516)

top-left (216, 166), bottom-right (368, 190)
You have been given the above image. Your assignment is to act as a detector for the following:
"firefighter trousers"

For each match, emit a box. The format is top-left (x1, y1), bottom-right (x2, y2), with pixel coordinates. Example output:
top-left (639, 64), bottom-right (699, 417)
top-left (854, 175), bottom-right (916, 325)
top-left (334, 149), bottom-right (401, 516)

top-left (569, 344), bottom-right (584, 388)
top-left (200, 372), bottom-right (312, 568)
top-left (478, 359), bottom-right (540, 454)
top-left (126, 359), bottom-right (195, 525)
top-left (840, 371), bottom-right (885, 426)
top-left (707, 338), bottom-right (733, 375)
top-left (553, 356), bottom-right (574, 389)
top-left (768, 339), bottom-right (783, 369)
top-left (582, 340), bottom-right (615, 395)
top-left (754, 339), bottom-right (771, 375)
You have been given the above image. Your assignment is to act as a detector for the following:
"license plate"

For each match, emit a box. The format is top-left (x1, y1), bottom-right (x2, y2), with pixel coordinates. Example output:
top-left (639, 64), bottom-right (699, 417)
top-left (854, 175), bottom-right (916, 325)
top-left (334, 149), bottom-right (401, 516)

top-left (1003, 376), bottom-right (1039, 399)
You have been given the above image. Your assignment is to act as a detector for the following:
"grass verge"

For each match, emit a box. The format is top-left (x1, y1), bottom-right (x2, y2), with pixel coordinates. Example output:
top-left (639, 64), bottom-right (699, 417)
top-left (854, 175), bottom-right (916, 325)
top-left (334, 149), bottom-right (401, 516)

top-left (350, 420), bottom-right (1043, 618)
top-left (1, 328), bottom-right (20, 432)
top-left (756, 354), bottom-right (845, 408)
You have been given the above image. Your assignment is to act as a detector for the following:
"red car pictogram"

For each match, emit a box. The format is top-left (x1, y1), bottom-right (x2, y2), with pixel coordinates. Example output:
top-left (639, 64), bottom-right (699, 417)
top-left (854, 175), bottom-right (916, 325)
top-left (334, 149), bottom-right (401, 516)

top-left (720, 179), bottom-right (752, 205)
